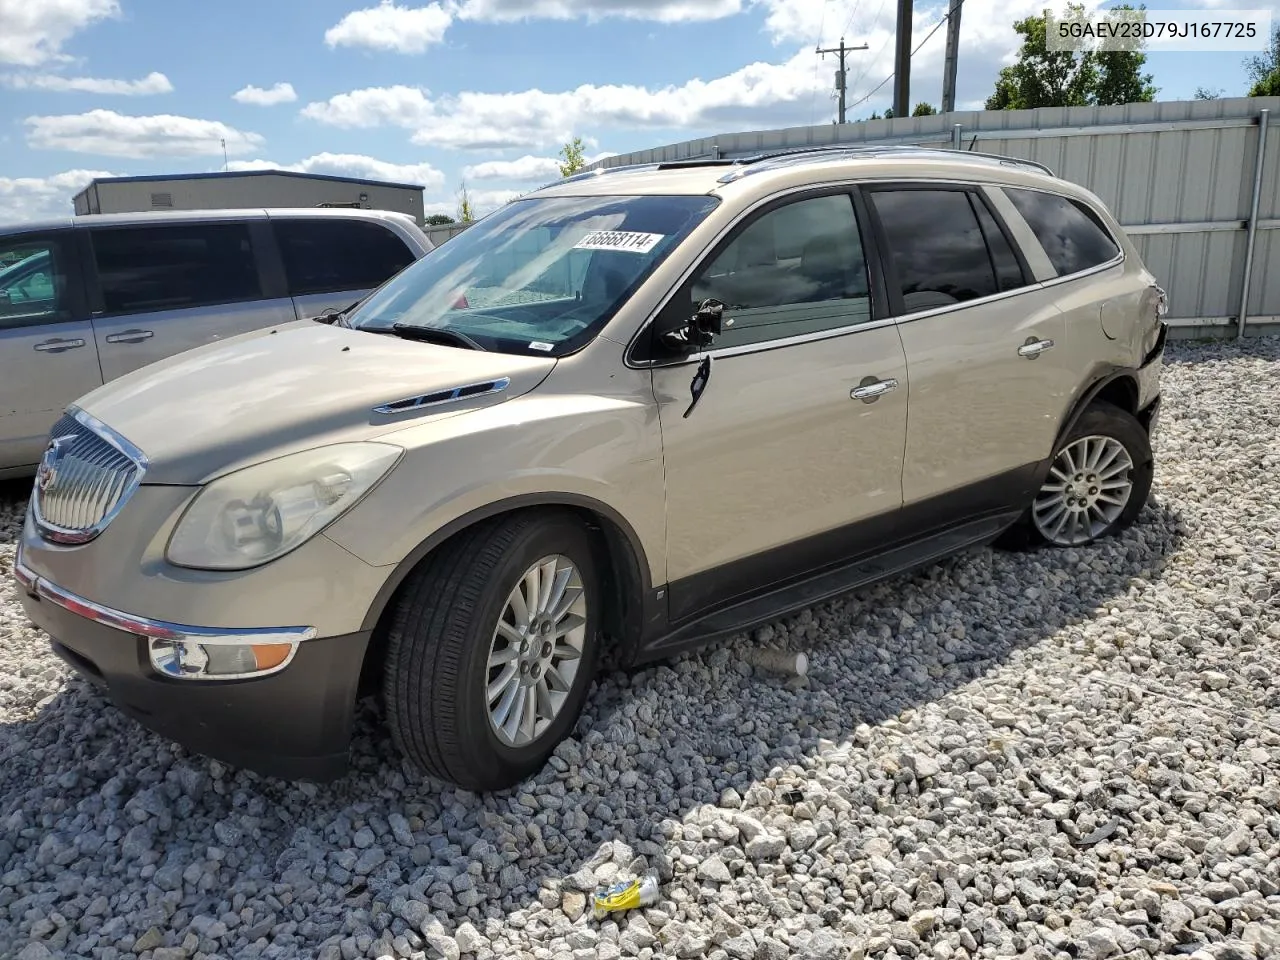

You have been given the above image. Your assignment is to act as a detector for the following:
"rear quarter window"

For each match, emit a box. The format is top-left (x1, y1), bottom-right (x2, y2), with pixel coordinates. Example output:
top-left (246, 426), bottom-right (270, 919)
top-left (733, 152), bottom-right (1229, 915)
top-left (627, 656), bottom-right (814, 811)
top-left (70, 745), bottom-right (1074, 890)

top-left (1003, 188), bottom-right (1120, 277)
top-left (273, 218), bottom-right (417, 296)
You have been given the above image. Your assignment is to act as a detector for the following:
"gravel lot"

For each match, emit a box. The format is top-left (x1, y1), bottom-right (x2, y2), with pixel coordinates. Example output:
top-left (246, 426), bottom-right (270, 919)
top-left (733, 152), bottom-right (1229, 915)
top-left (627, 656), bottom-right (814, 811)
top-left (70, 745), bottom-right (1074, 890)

top-left (2, 337), bottom-right (1280, 960)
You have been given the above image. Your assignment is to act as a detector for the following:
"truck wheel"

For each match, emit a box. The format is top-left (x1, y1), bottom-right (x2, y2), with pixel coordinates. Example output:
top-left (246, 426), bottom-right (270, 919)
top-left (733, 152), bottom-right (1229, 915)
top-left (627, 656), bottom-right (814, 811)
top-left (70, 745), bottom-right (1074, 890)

top-left (383, 510), bottom-right (601, 791)
top-left (1009, 400), bottom-right (1153, 549)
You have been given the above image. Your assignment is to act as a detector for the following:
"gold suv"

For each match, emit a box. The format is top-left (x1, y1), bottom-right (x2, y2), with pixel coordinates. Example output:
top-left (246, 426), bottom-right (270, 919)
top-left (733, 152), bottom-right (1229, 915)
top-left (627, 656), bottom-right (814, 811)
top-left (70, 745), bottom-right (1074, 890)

top-left (13, 146), bottom-right (1168, 790)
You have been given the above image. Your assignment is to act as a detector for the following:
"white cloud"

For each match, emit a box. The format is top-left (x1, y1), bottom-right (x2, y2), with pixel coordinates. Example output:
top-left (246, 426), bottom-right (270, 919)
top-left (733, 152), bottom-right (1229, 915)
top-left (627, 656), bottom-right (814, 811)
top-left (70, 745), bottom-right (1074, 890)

top-left (225, 152), bottom-right (446, 190)
top-left (469, 186), bottom-right (525, 210)
top-left (457, 0), bottom-right (743, 23)
top-left (0, 168), bottom-right (115, 221)
top-left (2, 71), bottom-right (172, 95)
top-left (322, 0), bottom-right (747, 52)
top-left (305, 0), bottom-right (1133, 153)
top-left (463, 155), bottom-right (563, 182)
top-left (757, 0), bottom-right (1112, 113)
top-left (0, 0), bottom-right (119, 66)
top-left (24, 110), bottom-right (265, 158)
top-left (232, 82), bottom-right (297, 106)
top-left (304, 51), bottom-right (823, 149)
top-left (324, 1), bottom-right (452, 52)
top-left (301, 84), bottom-right (435, 128)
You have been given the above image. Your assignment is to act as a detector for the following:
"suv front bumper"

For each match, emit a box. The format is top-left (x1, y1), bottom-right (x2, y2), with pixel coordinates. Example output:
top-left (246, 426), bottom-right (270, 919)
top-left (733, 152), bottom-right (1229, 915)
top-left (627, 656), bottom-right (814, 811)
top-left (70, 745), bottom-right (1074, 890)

top-left (14, 549), bottom-right (369, 781)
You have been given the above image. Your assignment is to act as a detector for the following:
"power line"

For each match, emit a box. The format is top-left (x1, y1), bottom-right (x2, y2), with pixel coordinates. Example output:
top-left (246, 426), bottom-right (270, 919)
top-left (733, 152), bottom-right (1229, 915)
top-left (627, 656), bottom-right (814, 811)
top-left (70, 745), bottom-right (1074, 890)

top-left (810, 1), bottom-right (829, 124)
top-left (839, 0), bottom-right (864, 45)
top-left (847, 0), bottom-right (891, 100)
top-left (847, 0), bottom-right (960, 114)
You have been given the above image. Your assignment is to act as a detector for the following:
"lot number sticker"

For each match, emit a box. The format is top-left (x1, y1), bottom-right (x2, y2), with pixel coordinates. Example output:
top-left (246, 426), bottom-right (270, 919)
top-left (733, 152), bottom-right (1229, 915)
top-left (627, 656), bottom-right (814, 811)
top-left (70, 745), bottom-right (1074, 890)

top-left (573, 230), bottom-right (664, 254)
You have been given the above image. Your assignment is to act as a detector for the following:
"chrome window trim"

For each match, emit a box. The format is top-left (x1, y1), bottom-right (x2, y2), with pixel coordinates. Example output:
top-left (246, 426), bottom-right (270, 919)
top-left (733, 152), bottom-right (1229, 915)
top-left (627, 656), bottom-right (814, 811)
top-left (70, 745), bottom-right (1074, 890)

top-left (31, 406), bottom-right (150, 545)
top-left (632, 315), bottom-right (901, 368)
top-left (622, 174), bottom-right (1125, 370)
top-left (990, 183), bottom-right (1126, 280)
top-left (13, 552), bottom-right (316, 681)
top-left (372, 377), bottom-right (512, 415)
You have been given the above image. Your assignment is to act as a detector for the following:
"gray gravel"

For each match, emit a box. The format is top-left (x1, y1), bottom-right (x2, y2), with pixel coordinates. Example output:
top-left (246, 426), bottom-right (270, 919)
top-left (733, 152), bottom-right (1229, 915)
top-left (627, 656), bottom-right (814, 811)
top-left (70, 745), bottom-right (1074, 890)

top-left (3, 337), bottom-right (1280, 960)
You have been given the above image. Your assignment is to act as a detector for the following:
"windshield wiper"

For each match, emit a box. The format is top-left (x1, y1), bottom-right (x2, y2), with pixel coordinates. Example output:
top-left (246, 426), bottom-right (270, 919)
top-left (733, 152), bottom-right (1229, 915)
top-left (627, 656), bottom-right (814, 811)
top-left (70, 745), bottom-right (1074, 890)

top-left (389, 323), bottom-right (486, 351)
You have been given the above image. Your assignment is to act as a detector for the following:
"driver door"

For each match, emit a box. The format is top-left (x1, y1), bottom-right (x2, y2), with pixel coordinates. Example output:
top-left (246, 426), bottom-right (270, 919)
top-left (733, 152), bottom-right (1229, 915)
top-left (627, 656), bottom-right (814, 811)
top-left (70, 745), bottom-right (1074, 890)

top-left (648, 190), bottom-right (909, 623)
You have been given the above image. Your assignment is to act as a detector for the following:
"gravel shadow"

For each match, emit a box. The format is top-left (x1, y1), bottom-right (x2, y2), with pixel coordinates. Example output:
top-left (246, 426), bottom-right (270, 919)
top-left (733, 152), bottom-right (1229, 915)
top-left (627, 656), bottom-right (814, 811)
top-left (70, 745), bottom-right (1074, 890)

top-left (0, 465), bottom-right (1186, 955)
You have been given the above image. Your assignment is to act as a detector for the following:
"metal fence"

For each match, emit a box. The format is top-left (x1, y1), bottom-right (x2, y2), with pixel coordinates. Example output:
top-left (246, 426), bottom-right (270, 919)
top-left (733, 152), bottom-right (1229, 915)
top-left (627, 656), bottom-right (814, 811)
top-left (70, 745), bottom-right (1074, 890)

top-left (424, 222), bottom-right (474, 246)
top-left (584, 97), bottom-right (1280, 337)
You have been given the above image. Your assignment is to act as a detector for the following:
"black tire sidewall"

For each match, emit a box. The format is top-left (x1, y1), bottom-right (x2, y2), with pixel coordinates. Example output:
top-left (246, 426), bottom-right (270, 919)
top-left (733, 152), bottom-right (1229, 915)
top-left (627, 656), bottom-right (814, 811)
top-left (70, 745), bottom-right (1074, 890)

top-left (450, 515), bottom-right (602, 787)
top-left (1031, 401), bottom-right (1153, 546)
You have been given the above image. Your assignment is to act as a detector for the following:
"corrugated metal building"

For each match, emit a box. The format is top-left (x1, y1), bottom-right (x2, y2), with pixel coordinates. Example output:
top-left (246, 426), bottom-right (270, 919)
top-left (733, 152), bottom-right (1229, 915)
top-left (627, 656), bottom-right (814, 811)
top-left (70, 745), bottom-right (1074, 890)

top-left (72, 170), bottom-right (427, 226)
top-left (586, 97), bottom-right (1280, 337)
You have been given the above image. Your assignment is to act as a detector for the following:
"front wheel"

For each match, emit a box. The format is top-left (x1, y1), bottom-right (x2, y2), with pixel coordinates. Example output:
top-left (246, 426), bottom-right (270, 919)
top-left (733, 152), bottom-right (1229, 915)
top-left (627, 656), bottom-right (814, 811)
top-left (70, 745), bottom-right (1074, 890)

top-left (1008, 401), bottom-right (1153, 549)
top-left (382, 510), bottom-right (602, 791)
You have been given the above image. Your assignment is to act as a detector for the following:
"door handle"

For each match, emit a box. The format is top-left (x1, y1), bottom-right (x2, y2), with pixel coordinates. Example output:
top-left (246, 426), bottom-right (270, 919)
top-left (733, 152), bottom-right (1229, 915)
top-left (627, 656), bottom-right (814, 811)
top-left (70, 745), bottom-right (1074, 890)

top-left (851, 377), bottom-right (900, 402)
top-left (1018, 337), bottom-right (1055, 359)
top-left (104, 329), bottom-right (154, 344)
top-left (34, 338), bottom-right (86, 354)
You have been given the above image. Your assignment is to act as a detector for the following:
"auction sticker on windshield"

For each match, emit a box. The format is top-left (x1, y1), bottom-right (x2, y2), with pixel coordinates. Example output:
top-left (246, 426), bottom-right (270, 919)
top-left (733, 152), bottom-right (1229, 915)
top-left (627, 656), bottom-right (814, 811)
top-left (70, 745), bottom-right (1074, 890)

top-left (573, 230), bottom-right (664, 253)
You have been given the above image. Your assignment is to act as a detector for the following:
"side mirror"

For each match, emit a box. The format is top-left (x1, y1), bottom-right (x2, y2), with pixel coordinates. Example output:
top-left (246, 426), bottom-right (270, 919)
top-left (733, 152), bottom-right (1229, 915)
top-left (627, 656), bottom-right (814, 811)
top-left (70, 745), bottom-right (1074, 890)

top-left (661, 297), bottom-right (728, 351)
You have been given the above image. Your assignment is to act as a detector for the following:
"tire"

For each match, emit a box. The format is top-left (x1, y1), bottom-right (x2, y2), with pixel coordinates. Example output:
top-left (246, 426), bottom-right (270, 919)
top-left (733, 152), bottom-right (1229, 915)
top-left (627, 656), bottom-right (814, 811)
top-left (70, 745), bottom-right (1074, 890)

top-left (382, 510), bottom-right (602, 791)
top-left (1001, 400), bottom-right (1153, 550)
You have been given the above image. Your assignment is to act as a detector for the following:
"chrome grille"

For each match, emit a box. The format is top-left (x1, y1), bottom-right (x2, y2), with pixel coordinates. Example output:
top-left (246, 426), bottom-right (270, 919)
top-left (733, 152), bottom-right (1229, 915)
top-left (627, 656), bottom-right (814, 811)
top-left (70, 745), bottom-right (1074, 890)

top-left (32, 409), bottom-right (148, 544)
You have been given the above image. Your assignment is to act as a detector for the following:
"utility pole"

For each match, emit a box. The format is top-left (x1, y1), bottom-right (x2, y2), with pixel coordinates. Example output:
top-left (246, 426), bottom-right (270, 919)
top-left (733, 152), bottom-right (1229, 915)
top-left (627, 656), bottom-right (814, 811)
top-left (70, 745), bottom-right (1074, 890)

top-left (894, 0), bottom-right (913, 118)
top-left (941, 0), bottom-right (963, 114)
top-left (816, 37), bottom-right (869, 124)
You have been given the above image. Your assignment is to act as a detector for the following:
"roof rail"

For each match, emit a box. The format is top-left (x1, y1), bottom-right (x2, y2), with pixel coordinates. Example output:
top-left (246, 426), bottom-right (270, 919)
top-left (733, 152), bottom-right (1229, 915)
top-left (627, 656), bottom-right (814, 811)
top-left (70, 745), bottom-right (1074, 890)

top-left (713, 144), bottom-right (1055, 182)
top-left (557, 162), bottom-right (662, 184)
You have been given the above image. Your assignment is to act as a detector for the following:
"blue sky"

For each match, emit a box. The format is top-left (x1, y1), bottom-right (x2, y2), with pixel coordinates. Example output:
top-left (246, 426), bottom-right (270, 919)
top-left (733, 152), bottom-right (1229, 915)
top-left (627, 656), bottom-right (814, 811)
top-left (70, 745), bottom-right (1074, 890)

top-left (1, 0), bottom-right (1274, 222)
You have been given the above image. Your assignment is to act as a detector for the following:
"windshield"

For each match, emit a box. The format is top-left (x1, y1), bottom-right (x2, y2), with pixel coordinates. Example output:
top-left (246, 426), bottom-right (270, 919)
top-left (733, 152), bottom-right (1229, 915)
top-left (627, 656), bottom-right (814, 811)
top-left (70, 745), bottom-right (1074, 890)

top-left (348, 193), bottom-right (719, 355)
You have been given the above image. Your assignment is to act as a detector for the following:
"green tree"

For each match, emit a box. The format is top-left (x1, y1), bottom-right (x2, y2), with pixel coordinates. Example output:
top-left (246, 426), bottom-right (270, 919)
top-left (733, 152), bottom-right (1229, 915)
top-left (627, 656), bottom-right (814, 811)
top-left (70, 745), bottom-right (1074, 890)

top-left (985, 3), bottom-right (1156, 109)
top-left (457, 181), bottom-right (475, 223)
top-left (425, 213), bottom-right (456, 226)
top-left (912, 102), bottom-right (938, 116)
top-left (1194, 86), bottom-right (1223, 100)
top-left (558, 136), bottom-right (587, 177)
top-left (1245, 26), bottom-right (1280, 96)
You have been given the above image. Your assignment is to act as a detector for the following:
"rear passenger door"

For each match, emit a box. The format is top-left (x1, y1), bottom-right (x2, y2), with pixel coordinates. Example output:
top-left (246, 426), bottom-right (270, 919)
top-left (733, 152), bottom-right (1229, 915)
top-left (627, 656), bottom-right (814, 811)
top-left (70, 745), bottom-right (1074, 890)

top-left (87, 220), bottom-right (296, 382)
top-left (270, 217), bottom-right (418, 322)
top-left (862, 183), bottom-right (1074, 531)
top-left (0, 230), bottom-right (103, 470)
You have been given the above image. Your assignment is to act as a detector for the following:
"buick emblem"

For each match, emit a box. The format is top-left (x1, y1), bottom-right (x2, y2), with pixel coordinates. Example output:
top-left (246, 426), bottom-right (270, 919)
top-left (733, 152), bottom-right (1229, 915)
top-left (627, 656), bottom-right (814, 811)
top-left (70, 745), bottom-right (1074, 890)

top-left (36, 435), bottom-right (72, 493)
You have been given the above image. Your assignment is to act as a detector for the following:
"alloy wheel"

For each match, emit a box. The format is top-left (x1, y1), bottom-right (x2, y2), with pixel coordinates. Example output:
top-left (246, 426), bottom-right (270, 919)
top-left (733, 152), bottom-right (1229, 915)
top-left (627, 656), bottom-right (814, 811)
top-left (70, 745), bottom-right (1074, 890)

top-left (1032, 435), bottom-right (1135, 546)
top-left (484, 554), bottom-right (588, 748)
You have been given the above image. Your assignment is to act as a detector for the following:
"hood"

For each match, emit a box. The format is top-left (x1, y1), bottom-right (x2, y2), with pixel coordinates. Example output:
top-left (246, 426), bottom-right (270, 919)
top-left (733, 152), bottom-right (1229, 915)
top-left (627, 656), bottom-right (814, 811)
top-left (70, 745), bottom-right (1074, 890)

top-left (76, 321), bottom-right (556, 484)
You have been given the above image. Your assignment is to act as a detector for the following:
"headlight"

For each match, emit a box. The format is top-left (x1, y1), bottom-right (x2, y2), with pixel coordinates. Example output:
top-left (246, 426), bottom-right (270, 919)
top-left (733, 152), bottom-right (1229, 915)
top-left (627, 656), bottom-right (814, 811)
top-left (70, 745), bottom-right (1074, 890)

top-left (166, 443), bottom-right (402, 570)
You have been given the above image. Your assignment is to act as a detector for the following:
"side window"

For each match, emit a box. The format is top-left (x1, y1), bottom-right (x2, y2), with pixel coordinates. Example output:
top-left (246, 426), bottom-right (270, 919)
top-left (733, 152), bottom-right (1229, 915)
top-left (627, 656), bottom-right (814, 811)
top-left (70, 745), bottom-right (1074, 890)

top-left (274, 219), bottom-right (417, 296)
top-left (869, 189), bottom-right (1003, 313)
top-left (686, 193), bottom-right (870, 348)
top-left (1003, 188), bottom-right (1120, 277)
top-left (92, 223), bottom-right (261, 315)
top-left (0, 236), bottom-right (73, 329)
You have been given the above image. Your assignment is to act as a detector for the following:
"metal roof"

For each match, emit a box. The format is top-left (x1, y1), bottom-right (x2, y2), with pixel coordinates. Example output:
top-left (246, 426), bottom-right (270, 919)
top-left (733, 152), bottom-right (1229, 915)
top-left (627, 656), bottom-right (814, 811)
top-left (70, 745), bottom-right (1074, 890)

top-left (74, 169), bottom-right (428, 196)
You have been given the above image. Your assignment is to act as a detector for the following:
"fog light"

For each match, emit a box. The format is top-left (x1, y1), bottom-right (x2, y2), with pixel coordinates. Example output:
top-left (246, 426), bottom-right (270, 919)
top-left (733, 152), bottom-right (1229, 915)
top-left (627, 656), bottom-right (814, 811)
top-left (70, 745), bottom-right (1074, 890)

top-left (149, 638), bottom-right (298, 680)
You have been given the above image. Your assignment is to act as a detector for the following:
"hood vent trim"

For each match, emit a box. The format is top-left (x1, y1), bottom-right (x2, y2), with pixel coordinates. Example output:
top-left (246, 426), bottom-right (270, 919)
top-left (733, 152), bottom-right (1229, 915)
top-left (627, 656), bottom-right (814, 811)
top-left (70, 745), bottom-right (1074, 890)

top-left (373, 377), bottom-right (512, 415)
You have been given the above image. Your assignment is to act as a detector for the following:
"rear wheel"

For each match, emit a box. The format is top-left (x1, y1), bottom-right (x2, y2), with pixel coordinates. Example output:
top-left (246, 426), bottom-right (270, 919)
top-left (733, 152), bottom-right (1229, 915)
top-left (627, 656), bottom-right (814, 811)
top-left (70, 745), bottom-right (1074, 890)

top-left (1003, 401), bottom-right (1153, 550)
top-left (382, 511), bottom-right (601, 791)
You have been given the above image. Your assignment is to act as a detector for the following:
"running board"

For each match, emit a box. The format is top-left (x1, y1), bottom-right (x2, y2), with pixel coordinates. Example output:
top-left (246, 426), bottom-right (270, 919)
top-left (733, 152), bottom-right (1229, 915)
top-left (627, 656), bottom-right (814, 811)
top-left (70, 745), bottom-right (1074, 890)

top-left (647, 513), bottom-right (1016, 656)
